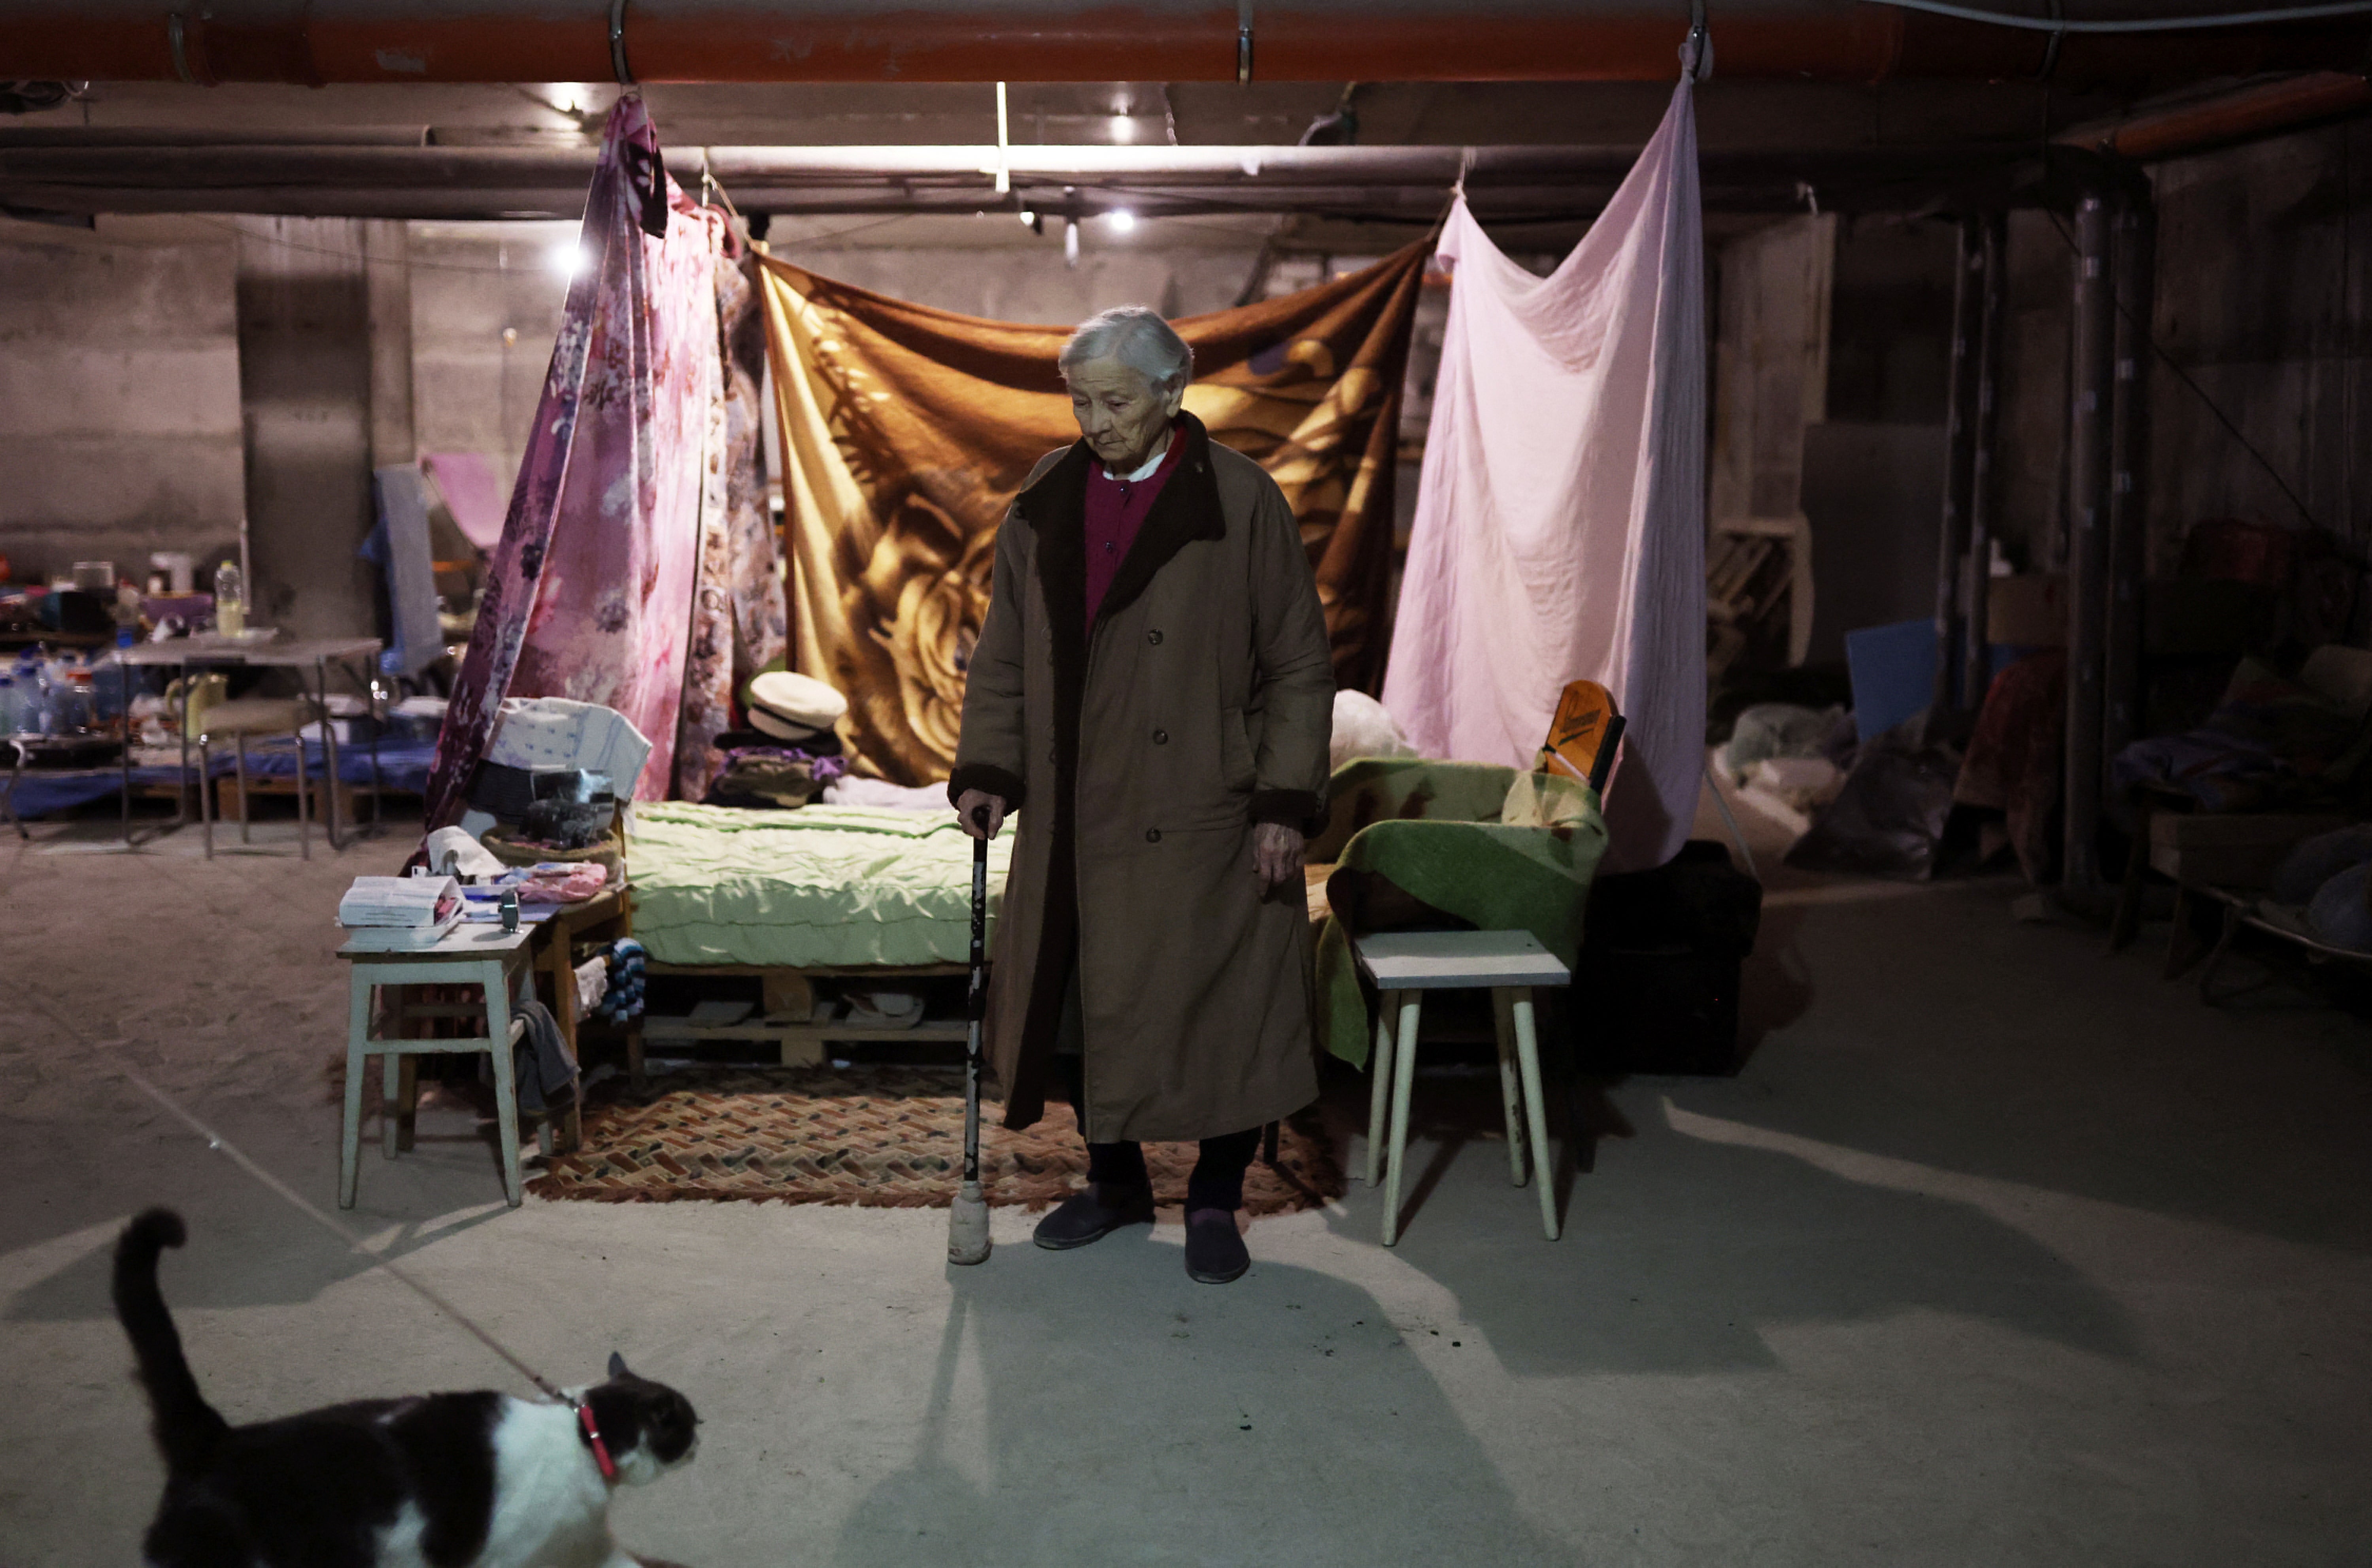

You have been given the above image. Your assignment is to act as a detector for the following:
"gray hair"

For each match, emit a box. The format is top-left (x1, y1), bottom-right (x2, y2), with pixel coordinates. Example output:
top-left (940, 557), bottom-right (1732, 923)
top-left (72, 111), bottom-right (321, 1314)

top-left (1058, 306), bottom-right (1194, 396)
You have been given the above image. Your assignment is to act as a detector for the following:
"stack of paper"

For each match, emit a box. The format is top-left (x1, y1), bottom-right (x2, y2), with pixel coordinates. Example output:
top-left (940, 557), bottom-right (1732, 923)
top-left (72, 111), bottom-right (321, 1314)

top-left (339, 875), bottom-right (464, 951)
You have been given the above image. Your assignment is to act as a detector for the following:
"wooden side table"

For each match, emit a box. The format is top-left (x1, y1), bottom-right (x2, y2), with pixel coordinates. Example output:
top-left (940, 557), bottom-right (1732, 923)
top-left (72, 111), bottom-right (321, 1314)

top-left (336, 925), bottom-right (535, 1209)
top-left (1355, 929), bottom-right (1573, 1246)
top-left (533, 885), bottom-right (633, 1082)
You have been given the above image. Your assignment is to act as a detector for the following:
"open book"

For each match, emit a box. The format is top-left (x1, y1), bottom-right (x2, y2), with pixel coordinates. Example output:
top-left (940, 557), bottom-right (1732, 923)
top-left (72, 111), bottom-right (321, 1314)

top-left (338, 875), bottom-right (464, 951)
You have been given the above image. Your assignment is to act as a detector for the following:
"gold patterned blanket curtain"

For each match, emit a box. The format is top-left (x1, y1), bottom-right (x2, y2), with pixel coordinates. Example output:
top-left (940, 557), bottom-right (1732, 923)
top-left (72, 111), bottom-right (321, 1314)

top-left (754, 242), bottom-right (1428, 786)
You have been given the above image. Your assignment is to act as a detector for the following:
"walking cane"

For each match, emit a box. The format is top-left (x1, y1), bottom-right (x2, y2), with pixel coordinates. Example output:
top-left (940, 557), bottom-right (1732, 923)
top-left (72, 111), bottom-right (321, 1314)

top-left (947, 809), bottom-right (993, 1265)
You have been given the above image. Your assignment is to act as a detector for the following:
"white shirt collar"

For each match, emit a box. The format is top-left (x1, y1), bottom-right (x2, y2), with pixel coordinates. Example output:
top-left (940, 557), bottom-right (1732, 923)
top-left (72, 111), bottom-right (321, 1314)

top-left (1100, 432), bottom-right (1172, 484)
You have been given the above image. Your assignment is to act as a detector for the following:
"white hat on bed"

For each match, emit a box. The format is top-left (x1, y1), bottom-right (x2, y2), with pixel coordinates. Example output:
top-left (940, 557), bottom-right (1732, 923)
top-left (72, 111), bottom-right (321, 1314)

top-left (746, 670), bottom-right (848, 742)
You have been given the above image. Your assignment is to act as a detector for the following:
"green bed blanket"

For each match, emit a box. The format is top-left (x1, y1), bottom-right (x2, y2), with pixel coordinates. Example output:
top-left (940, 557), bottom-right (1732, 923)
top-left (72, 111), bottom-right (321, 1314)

top-left (627, 802), bottom-right (1012, 969)
top-left (1313, 759), bottom-right (1609, 1067)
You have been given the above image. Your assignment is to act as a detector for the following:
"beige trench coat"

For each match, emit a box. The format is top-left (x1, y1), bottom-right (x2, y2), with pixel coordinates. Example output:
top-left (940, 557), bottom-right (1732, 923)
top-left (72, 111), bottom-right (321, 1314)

top-left (949, 413), bottom-right (1334, 1142)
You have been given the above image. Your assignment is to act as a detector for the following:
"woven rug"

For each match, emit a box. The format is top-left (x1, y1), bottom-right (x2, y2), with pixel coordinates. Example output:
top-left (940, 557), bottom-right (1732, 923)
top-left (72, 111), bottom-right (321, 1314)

top-left (526, 1067), bottom-right (1346, 1215)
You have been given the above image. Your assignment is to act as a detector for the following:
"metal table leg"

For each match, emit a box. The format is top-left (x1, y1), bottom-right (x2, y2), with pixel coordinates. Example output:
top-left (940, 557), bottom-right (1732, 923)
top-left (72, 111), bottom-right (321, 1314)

top-left (177, 666), bottom-right (191, 828)
top-left (200, 732), bottom-right (214, 859)
top-left (315, 655), bottom-right (343, 851)
top-left (364, 666), bottom-right (385, 838)
top-left (7, 739), bottom-right (28, 841)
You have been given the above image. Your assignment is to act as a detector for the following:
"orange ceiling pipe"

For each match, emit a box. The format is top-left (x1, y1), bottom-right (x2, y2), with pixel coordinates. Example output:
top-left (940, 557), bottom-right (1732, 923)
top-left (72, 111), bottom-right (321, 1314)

top-left (0, 0), bottom-right (2361, 86)
top-left (2061, 71), bottom-right (2372, 159)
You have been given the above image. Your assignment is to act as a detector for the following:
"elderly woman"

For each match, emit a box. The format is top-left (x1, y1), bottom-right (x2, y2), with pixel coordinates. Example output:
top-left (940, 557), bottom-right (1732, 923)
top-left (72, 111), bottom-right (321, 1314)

top-left (950, 305), bottom-right (1333, 1285)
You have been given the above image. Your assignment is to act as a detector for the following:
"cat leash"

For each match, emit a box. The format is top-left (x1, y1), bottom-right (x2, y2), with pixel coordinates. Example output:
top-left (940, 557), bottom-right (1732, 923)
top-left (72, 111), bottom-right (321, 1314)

top-left (106, 1051), bottom-right (619, 1481)
top-left (115, 1065), bottom-right (625, 1480)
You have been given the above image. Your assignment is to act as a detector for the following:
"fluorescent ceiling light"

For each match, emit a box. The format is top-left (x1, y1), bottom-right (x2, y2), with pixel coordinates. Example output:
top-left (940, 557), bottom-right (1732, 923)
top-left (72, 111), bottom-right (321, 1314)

top-left (1108, 209), bottom-right (1137, 234)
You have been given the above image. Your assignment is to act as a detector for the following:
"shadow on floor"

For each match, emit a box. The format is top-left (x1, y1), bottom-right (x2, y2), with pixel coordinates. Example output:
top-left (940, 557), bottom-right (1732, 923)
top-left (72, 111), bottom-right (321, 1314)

top-left (3, 1065), bottom-right (521, 1325)
top-left (1339, 1081), bottom-right (2140, 1380)
top-left (829, 1241), bottom-right (1566, 1567)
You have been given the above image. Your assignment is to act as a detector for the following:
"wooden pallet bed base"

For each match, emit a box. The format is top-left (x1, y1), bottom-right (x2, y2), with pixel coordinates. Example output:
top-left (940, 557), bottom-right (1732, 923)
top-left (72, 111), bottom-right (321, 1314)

top-left (630, 960), bottom-right (971, 1078)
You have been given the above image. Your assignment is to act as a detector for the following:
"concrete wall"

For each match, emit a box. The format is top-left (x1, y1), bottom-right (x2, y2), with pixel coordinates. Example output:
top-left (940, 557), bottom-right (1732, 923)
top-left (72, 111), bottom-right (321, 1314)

top-left (233, 217), bottom-right (412, 642)
top-left (1801, 422), bottom-right (1949, 664)
top-left (0, 216), bottom-right (244, 585)
top-left (2149, 120), bottom-right (2372, 571)
top-left (408, 222), bottom-right (575, 496)
top-left (1697, 212), bottom-right (1961, 666)
top-left (1710, 215), bottom-right (1834, 526)
top-left (1826, 216), bottom-right (1955, 425)
top-left (1988, 123), bottom-right (2372, 582)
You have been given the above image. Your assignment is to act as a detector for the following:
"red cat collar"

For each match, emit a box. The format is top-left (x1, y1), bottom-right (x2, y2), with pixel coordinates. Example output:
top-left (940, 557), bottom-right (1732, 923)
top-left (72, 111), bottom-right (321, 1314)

top-left (574, 1398), bottom-right (618, 1483)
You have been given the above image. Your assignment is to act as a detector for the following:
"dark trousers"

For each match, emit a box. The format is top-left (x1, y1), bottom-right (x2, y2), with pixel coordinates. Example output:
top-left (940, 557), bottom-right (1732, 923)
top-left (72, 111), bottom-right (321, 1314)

top-left (1051, 1049), bottom-right (1263, 1213)
top-left (1052, 950), bottom-right (1263, 1211)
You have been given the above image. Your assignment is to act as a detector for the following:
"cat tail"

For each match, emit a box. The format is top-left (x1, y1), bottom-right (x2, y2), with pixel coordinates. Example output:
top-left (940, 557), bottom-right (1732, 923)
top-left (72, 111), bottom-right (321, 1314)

top-left (112, 1208), bottom-right (229, 1478)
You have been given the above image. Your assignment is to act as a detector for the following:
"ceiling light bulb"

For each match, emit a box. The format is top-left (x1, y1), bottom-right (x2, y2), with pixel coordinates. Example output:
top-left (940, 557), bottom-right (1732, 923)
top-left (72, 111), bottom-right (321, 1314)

top-left (1110, 114), bottom-right (1135, 143)
top-left (1108, 209), bottom-right (1137, 234)
top-left (1019, 209), bottom-right (1036, 227)
top-left (553, 86), bottom-right (582, 115)
top-left (549, 243), bottom-right (585, 278)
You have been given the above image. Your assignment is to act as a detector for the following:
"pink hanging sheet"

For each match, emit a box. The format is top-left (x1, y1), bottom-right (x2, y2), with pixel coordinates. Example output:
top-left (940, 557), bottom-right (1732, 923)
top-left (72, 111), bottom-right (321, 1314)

top-left (1381, 71), bottom-right (1707, 872)
top-left (671, 241), bottom-right (785, 802)
top-left (423, 97), bottom-right (723, 826)
top-left (417, 451), bottom-right (507, 552)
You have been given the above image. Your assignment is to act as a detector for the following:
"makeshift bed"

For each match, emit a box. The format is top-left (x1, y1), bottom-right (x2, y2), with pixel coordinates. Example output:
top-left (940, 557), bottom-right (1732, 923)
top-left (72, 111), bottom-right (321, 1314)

top-left (623, 800), bottom-right (1013, 1070)
top-left (2, 738), bottom-right (436, 833)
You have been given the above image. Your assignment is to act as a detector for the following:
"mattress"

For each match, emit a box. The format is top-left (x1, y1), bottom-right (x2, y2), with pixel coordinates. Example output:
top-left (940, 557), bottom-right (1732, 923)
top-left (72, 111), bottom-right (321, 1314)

top-left (626, 801), bottom-right (1011, 969)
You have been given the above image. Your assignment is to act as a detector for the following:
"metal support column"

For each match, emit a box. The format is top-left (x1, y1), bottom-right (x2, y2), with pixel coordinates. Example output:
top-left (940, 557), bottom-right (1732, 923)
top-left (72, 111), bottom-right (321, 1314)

top-left (2104, 192), bottom-right (2156, 782)
top-left (1933, 216), bottom-right (1983, 715)
top-left (2064, 194), bottom-right (2117, 894)
top-left (1963, 212), bottom-right (2008, 708)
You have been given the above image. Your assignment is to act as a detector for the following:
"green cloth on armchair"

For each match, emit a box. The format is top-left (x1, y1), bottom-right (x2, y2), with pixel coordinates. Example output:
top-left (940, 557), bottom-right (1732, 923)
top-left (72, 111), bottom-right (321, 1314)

top-left (1312, 758), bottom-right (1610, 1066)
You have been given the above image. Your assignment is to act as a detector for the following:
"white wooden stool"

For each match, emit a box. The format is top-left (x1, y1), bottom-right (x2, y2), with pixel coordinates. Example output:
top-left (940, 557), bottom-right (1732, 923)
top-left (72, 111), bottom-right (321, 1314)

top-left (336, 925), bottom-right (535, 1209)
top-left (1355, 929), bottom-right (1571, 1245)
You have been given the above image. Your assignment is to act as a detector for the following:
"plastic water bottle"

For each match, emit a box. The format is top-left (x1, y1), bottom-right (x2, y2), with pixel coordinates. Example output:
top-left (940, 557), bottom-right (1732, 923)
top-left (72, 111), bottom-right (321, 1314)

top-left (21, 665), bottom-right (54, 736)
top-left (45, 659), bottom-right (89, 733)
top-left (91, 653), bottom-right (130, 723)
top-left (214, 559), bottom-right (246, 637)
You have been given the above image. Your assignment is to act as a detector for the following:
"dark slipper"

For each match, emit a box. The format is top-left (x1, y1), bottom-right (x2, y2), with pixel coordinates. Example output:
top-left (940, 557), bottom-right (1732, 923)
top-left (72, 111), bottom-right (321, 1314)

top-left (1183, 1207), bottom-right (1250, 1284)
top-left (1033, 1183), bottom-right (1155, 1250)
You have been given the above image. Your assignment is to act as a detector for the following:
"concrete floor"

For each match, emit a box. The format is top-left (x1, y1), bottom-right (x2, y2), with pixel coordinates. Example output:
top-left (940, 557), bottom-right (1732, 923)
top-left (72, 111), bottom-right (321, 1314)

top-left (4, 807), bottom-right (2370, 1567)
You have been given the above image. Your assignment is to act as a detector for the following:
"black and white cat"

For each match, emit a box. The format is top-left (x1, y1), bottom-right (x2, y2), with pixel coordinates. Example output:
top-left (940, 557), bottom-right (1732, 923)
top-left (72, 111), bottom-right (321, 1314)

top-left (113, 1208), bottom-right (700, 1568)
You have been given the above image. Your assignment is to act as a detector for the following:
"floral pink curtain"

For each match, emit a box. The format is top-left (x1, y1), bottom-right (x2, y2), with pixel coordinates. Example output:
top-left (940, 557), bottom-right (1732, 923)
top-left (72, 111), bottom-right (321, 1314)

top-left (424, 96), bottom-right (724, 826)
top-left (672, 240), bottom-right (786, 801)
